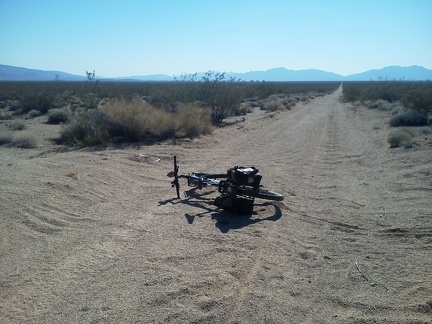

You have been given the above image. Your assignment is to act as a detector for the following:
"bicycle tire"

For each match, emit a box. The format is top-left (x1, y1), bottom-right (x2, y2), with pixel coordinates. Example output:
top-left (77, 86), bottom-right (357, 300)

top-left (238, 187), bottom-right (284, 201)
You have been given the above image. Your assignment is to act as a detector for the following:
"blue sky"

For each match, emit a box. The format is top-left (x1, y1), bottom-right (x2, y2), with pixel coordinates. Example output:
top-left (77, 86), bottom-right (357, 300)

top-left (1, 0), bottom-right (431, 77)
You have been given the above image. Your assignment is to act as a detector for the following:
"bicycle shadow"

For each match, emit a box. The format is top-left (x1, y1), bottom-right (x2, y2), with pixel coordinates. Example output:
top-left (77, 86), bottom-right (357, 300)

top-left (160, 188), bottom-right (283, 233)
top-left (158, 187), bottom-right (215, 206)
top-left (210, 202), bottom-right (282, 233)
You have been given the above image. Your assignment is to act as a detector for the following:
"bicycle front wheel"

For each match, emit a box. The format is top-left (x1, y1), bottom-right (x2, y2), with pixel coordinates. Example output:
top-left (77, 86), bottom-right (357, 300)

top-left (238, 187), bottom-right (284, 201)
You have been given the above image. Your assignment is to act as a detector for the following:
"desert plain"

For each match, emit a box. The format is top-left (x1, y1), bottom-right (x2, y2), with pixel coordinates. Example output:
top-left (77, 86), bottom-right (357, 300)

top-left (1, 87), bottom-right (431, 323)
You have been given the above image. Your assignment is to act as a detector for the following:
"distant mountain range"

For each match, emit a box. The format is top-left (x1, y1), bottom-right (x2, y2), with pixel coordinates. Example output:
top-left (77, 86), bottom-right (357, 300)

top-left (1, 64), bottom-right (431, 82)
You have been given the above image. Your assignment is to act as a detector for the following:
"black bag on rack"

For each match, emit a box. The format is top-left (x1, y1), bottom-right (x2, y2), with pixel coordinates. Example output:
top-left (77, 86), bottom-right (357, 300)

top-left (227, 167), bottom-right (262, 187)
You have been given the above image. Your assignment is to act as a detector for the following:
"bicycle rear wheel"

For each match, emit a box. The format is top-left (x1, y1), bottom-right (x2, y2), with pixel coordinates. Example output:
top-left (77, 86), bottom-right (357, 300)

top-left (238, 187), bottom-right (284, 201)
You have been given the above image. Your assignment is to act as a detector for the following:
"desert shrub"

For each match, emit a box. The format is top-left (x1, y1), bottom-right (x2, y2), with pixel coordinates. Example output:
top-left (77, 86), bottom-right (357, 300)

top-left (236, 104), bottom-right (253, 115)
top-left (262, 100), bottom-right (285, 112)
top-left (343, 81), bottom-right (432, 114)
top-left (389, 110), bottom-right (428, 127)
top-left (27, 109), bottom-right (42, 118)
top-left (390, 105), bottom-right (406, 116)
top-left (83, 95), bottom-right (100, 109)
top-left (10, 131), bottom-right (39, 148)
top-left (368, 99), bottom-right (393, 111)
top-left (9, 119), bottom-right (26, 130)
top-left (0, 110), bottom-right (12, 120)
top-left (102, 98), bottom-right (175, 141)
top-left (59, 99), bottom-right (213, 146)
top-left (58, 110), bottom-right (112, 146)
top-left (174, 103), bottom-right (212, 138)
top-left (199, 72), bottom-right (241, 124)
top-left (421, 127), bottom-right (432, 134)
top-left (47, 108), bottom-right (70, 124)
top-left (387, 129), bottom-right (414, 148)
top-left (0, 131), bottom-right (13, 145)
top-left (21, 92), bottom-right (55, 114)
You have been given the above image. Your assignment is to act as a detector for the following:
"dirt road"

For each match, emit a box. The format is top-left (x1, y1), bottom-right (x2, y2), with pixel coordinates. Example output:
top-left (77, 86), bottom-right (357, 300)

top-left (1, 87), bottom-right (431, 323)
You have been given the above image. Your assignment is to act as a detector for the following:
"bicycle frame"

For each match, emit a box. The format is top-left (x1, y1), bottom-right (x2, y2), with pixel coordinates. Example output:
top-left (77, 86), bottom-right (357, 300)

top-left (167, 156), bottom-right (284, 204)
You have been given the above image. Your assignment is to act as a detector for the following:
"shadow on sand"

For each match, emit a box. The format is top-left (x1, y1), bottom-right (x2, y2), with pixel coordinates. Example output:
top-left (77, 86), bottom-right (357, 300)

top-left (159, 187), bottom-right (283, 233)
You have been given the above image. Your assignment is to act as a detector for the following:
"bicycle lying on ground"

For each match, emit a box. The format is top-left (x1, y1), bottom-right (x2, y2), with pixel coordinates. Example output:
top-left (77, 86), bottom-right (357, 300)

top-left (167, 156), bottom-right (284, 214)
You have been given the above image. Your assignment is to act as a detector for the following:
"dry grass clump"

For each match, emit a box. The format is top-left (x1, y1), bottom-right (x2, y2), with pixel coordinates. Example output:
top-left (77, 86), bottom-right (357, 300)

top-left (262, 100), bottom-right (286, 112)
top-left (59, 99), bottom-right (212, 146)
top-left (58, 110), bottom-right (113, 147)
top-left (368, 99), bottom-right (393, 111)
top-left (175, 103), bottom-right (212, 138)
top-left (10, 131), bottom-right (40, 148)
top-left (103, 99), bottom-right (175, 141)
top-left (387, 129), bottom-right (416, 148)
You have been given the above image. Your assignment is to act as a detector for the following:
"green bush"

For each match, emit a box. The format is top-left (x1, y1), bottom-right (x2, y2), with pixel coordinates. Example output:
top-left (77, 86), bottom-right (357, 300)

top-left (47, 108), bottom-right (70, 124)
top-left (389, 110), bottom-right (428, 127)
top-left (387, 129), bottom-right (414, 148)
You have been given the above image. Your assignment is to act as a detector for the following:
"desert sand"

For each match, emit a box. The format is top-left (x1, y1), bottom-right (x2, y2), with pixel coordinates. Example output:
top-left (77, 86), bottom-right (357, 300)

top-left (1, 87), bottom-right (431, 323)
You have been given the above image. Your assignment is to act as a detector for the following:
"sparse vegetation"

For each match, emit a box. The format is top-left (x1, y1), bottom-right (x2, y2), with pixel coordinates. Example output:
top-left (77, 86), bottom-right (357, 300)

top-left (343, 81), bottom-right (431, 150)
top-left (20, 92), bottom-right (55, 114)
top-left (58, 99), bottom-right (212, 146)
top-left (262, 100), bottom-right (286, 112)
top-left (0, 131), bottom-right (13, 145)
top-left (389, 110), bottom-right (428, 127)
top-left (8, 119), bottom-right (26, 130)
top-left (10, 131), bottom-right (39, 148)
top-left (0, 80), bottom-right (339, 147)
top-left (387, 129), bottom-right (416, 148)
top-left (27, 109), bottom-right (42, 118)
top-left (47, 108), bottom-right (70, 124)
top-left (343, 81), bottom-right (432, 114)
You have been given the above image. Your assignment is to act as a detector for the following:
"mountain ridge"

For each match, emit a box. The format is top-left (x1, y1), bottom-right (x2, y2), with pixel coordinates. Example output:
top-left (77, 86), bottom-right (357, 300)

top-left (1, 64), bottom-right (431, 82)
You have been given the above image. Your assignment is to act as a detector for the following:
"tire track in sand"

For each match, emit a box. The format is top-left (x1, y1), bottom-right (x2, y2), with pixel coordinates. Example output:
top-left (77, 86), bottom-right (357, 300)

top-left (224, 89), bottom-right (344, 322)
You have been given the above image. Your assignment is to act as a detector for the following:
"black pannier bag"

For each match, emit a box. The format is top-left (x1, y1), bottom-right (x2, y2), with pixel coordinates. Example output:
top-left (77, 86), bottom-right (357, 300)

top-left (214, 195), bottom-right (254, 214)
top-left (227, 167), bottom-right (262, 187)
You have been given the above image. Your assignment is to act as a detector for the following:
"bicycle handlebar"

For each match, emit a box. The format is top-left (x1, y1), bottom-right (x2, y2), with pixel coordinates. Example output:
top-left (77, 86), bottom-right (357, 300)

top-left (168, 156), bottom-right (227, 198)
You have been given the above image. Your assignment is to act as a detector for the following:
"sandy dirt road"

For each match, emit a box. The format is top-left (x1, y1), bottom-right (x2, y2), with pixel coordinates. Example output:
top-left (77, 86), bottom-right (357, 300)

top-left (1, 87), bottom-right (431, 323)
